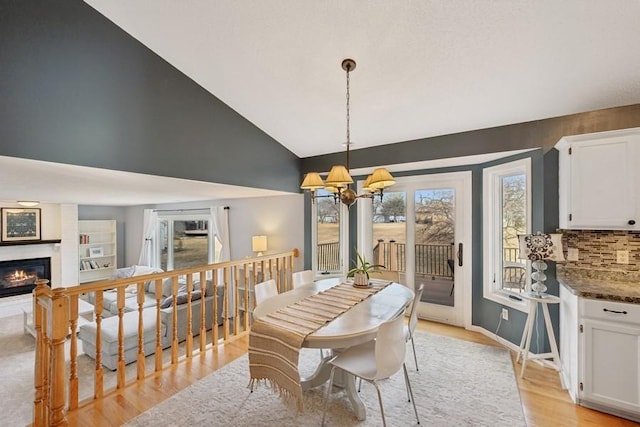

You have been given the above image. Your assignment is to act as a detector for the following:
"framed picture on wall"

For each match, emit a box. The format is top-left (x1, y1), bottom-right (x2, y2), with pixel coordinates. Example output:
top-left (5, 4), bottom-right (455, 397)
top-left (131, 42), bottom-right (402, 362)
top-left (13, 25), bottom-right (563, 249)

top-left (1, 208), bottom-right (41, 242)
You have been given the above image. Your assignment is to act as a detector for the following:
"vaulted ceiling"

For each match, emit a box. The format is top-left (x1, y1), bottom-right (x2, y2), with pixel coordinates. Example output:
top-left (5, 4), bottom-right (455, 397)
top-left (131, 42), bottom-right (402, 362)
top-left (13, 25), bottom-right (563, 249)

top-left (3, 1), bottom-right (640, 206)
top-left (84, 0), bottom-right (640, 157)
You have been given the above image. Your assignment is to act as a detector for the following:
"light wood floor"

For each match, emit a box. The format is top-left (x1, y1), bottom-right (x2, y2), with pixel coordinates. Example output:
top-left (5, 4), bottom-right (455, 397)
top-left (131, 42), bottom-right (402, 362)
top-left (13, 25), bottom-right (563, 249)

top-left (61, 320), bottom-right (637, 427)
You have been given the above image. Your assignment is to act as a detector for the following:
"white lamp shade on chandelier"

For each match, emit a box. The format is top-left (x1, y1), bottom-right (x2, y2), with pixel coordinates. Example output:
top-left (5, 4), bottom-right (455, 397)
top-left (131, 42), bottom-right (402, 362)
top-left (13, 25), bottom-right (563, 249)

top-left (300, 59), bottom-right (394, 207)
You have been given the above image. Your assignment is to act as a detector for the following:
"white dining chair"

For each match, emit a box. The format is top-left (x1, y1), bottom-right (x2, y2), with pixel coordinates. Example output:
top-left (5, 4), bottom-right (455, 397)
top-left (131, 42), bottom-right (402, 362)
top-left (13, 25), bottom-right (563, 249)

top-left (322, 314), bottom-right (420, 427)
top-left (405, 283), bottom-right (424, 371)
top-left (291, 270), bottom-right (314, 288)
top-left (254, 279), bottom-right (278, 305)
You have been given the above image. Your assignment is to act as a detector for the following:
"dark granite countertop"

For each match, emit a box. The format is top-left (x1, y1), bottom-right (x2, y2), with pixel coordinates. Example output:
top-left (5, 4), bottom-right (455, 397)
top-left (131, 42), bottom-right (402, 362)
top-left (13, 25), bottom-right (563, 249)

top-left (557, 272), bottom-right (640, 304)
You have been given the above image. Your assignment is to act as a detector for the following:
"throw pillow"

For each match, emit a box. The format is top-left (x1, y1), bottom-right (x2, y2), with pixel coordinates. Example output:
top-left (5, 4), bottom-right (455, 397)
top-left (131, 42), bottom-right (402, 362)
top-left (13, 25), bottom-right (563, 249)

top-left (160, 289), bottom-right (203, 309)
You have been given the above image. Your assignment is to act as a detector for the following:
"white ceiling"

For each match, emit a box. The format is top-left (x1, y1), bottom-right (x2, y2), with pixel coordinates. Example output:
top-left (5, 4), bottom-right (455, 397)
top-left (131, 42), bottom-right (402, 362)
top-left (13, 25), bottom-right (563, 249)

top-left (0, 156), bottom-right (291, 206)
top-left (83, 0), bottom-right (640, 158)
top-left (4, 1), bottom-right (640, 206)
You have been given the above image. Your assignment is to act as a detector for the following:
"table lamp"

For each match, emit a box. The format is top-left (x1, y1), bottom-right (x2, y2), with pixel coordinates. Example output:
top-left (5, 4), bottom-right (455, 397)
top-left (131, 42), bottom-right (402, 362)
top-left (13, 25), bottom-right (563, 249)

top-left (518, 232), bottom-right (565, 297)
top-left (252, 235), bottom-right (267, 257)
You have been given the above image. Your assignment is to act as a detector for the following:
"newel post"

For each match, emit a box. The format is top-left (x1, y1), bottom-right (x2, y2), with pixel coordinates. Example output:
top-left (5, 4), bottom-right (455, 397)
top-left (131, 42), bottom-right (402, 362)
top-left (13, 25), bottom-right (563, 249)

top-left (33, 279), bottom-right (50, 427)
top-left (49, 287), bottom-right (69, 426)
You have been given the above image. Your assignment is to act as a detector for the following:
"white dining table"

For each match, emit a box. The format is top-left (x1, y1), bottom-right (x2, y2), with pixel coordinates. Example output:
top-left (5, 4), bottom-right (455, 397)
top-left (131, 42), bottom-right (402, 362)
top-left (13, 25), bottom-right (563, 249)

top-left (253, 277), bottom-right (414, 420)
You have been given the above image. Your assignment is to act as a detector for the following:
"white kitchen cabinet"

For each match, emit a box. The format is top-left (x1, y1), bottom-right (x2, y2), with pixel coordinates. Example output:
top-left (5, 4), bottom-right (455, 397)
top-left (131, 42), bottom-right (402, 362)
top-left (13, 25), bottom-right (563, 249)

top-left (78, 220), bottom-right (117, 283)
top-left (561, 288), bottom-right (640, 421)
top-left (560, 285), bottom-right (579, 402)
top-left (556, 128), bottom-right (640, 230)
top-left (582, 318), bottom-right (640, 415)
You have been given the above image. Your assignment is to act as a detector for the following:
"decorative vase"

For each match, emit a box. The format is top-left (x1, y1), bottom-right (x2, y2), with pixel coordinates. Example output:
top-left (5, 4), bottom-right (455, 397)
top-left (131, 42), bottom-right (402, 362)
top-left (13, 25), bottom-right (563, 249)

top-left (354, 272), bottom-right (369, 287)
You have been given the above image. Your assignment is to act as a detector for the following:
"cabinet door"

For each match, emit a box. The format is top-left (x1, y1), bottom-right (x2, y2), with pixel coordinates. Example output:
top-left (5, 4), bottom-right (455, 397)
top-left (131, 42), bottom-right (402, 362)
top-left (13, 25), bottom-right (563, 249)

top-left (568, 136), bottom-right (638, 229)
top-left (581, 318), bottom-right (640, 414)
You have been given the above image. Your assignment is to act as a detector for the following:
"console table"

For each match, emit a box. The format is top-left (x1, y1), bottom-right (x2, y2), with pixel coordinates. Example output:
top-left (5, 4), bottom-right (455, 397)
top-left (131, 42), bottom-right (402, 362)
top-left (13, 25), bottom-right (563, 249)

top-left (516, 293), bottom-right (564, 387)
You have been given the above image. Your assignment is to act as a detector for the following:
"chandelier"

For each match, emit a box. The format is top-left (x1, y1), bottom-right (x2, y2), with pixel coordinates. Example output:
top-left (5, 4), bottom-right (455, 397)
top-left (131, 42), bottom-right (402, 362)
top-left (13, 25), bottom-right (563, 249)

top-left (300, 59), bottom-right (395, 207)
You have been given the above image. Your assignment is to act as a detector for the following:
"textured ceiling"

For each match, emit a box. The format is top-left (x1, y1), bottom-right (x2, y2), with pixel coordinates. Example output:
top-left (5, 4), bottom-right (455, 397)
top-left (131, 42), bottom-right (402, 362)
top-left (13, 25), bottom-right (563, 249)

top-left (83, 0), bottom-right (640, 157)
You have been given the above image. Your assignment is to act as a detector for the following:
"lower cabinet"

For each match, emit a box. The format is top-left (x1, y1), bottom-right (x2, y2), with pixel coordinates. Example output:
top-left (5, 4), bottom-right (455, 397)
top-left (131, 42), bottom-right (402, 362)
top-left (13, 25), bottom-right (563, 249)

top-left (582, 318), bottom-right (640, 414)
top-left (560, 287), bottom-right (640, 421)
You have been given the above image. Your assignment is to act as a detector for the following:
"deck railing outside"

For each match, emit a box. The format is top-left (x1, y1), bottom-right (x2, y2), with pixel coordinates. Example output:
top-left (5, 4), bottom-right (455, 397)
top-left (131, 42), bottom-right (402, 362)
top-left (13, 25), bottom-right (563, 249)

top-left (32, 249), bottom-right (298, 427)
top-left (318, 240), bottom-right (456, 278)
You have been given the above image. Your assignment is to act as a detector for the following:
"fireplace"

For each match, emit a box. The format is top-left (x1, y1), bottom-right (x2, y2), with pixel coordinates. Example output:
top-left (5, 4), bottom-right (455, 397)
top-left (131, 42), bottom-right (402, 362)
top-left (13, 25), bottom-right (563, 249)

top-left (0, 257), bottom-right (51, 298)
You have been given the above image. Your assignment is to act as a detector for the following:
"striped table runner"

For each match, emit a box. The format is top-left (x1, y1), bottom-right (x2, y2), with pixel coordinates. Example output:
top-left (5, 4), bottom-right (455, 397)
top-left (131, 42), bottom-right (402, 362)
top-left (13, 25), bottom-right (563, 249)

top-left (248, 280), bottom-right (390, 411)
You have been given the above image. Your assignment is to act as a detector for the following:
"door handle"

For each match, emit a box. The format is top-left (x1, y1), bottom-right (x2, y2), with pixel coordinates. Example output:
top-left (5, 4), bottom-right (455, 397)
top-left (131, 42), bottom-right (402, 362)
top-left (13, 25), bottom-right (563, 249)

top-left (457, 243), bottom-right (463, 267)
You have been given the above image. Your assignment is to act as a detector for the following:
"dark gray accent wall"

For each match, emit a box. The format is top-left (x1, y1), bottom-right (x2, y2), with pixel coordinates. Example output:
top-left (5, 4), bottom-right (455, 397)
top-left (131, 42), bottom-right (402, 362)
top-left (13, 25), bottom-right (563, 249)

top-left (301, 104), bottom-right (640, 174)
top-left (0, 0), bottom-right (299, 192)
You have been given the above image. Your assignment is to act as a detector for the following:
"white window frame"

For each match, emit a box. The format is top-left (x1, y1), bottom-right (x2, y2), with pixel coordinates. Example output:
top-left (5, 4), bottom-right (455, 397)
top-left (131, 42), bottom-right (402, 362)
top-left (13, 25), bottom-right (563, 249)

top-left (482, 158), bottom-right (531, 312)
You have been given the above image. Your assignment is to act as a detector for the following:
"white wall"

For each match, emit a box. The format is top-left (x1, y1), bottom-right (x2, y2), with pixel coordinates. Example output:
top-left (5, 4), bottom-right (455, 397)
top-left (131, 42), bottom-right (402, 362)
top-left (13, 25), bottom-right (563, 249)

top-left (122, 194), bottom-right (305, 271)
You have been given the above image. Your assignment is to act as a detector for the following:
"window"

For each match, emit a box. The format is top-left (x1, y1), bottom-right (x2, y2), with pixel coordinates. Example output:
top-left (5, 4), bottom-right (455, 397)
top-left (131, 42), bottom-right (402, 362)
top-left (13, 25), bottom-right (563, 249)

top-left (157, 214), bottom-right (219, 271)
top-left (312, 189), bottom-right (348, 276)
top-left (483, 158), bottom-right (531, 310)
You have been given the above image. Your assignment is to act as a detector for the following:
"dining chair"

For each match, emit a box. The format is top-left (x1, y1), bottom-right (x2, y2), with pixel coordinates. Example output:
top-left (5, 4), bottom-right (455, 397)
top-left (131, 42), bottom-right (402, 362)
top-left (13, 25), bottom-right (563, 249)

top-left (405, 283), bottom-right (425, 371)
top-left (291, 270), bottom-right (314, 288)
top-left (321, 314), bottom-right (420, 427)
top-left (254, 279), bottom-right (278, 305)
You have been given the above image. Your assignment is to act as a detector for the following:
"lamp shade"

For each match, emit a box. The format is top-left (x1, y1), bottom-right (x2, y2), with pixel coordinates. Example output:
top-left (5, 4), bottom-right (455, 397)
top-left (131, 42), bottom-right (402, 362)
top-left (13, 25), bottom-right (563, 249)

top-left (17, 201), bottom-right (39, 207)
top-left (368, 168), bottom-right (395, 190)
top-left (300, 172), bottom-right (325, 190)
top-left (325, 165), bottom-right (353, 187)
top-left (252, 235), bottom-right (268, 253)
top-left (518, 232), bottom-right (565, 262)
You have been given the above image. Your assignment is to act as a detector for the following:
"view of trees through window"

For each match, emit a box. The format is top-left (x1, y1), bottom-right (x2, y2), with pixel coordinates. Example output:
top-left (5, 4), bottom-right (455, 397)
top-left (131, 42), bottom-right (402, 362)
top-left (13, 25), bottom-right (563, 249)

top-left (316, 189), bottom-right (340, 272)
top-left (501, 173), bottom-right (527, 292)
top-left (502, 174), bottom-right (527, 261)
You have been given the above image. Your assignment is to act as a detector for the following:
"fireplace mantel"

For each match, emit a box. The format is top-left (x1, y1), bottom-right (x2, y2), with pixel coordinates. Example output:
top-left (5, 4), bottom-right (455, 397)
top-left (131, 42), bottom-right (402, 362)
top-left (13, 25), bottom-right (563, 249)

top-left (0, 239), bottom-right (61, 247)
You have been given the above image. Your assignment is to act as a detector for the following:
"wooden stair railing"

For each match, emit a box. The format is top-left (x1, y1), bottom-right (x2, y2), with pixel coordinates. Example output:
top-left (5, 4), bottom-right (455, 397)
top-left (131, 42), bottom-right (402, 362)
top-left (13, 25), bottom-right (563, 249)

top-left (32, 248), bottom-right (299, 427)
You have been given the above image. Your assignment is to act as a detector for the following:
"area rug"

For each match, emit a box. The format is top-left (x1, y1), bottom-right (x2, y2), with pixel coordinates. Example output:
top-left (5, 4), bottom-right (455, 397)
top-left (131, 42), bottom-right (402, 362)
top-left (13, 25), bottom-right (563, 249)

top-left (125, 332), bottom-right (526, 427)
top-left (0, 313), bottom-right (202, 427)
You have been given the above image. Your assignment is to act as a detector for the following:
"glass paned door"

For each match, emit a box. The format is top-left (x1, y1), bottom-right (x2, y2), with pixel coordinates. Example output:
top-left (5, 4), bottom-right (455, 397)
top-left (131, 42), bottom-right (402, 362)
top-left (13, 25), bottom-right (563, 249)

top-left (414, 189), bottom-right (455, 307)
top-left (366, 172), bottom-right (471, 326)
top-left (159, 218), bottom-right (213, 271)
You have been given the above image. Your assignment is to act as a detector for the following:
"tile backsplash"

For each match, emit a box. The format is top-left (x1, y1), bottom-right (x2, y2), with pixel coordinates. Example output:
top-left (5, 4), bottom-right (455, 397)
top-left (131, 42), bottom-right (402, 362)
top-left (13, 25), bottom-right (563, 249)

top-left (559, 229), bottom-right (640, 281)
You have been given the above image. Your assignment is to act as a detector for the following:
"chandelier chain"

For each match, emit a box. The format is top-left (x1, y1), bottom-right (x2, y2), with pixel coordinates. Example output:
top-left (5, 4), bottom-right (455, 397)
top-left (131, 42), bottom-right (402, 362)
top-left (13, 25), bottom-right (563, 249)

top-left (346, 64), bottom-right (351, 169)
top-left (346, 62), bottom-right (351, 147)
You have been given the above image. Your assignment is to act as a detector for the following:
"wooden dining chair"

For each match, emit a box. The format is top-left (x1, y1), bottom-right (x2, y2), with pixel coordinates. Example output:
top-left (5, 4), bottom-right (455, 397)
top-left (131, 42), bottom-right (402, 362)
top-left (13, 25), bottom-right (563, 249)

top-left (254, 279), bottom-right (278, 305)
top-left (322, 314), bottom-right (420, 427)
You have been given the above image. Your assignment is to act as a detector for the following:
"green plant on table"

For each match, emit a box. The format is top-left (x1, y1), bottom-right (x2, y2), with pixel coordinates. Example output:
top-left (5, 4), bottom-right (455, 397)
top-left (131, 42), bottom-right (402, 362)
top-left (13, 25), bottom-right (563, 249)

top-left (347, 252), bottom-right (385, 280)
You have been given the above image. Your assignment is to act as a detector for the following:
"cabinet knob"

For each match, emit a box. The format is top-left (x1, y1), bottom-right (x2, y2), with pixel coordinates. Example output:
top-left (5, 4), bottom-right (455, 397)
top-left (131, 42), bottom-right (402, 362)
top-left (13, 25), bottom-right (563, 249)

top-left (628, 220), bottom-right (636, 225)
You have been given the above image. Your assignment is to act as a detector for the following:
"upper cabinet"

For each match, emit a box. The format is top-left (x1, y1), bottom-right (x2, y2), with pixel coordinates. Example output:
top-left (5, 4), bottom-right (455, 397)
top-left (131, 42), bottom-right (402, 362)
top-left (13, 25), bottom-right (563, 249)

top-left (557, 128), bottom-right (640, 230)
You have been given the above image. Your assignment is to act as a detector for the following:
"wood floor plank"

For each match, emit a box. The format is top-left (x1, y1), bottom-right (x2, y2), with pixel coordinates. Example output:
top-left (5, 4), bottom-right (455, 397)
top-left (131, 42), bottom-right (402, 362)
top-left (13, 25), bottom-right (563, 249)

top-left (63, 320), bottom-right (636, 427)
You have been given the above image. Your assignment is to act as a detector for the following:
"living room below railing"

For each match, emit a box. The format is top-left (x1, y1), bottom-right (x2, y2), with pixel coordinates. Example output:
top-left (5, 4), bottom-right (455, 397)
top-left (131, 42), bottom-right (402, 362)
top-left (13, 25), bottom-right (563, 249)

top-left (31, 249), bottom-right (299, 427)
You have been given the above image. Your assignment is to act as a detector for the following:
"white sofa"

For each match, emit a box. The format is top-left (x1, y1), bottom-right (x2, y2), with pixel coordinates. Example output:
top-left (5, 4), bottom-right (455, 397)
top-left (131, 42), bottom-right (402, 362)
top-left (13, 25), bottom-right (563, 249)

top-left (79, 266), bottom-right (224, 370)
